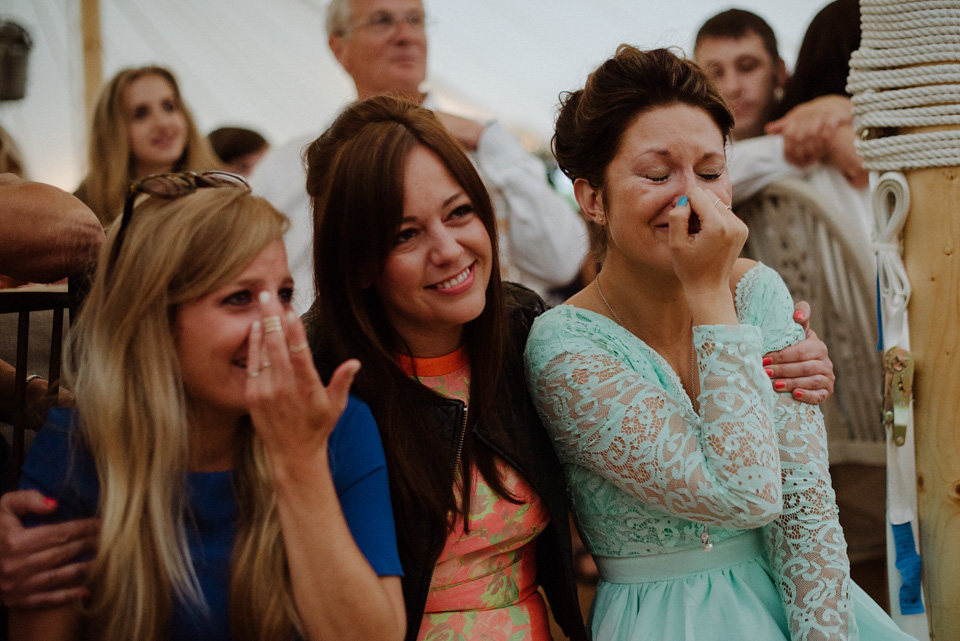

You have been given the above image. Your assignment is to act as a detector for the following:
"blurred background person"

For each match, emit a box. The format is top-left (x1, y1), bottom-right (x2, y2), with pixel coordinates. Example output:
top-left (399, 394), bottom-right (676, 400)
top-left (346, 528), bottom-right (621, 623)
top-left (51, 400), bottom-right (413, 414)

top-left (74, 65), bottom-right (221, 225)
top-left (207, 126), bottom-right (269, 178)
top-left (252, 0), bottom-right (589, 314)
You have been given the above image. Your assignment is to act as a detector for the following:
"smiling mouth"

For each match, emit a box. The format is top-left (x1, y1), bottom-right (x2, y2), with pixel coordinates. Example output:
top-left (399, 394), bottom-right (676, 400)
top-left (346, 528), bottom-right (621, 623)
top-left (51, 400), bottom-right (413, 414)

top-left (430, 263), bottom-right (474, 290)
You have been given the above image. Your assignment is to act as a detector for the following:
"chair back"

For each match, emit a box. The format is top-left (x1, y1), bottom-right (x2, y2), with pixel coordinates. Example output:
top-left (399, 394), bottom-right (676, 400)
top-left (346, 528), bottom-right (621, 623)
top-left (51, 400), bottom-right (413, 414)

top-left (738, 177), bottom-right (884, 463)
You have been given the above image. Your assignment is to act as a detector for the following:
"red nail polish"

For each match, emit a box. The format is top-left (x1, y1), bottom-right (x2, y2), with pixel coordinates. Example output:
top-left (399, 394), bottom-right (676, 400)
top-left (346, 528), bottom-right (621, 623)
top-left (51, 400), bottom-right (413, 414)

top-left (765, 368), bottom-right (774, 378)
top-left (774, 381), bottom-right (786, 390)
top-left (793, 311), bottom-right (805, 322)
top-left (793, 390), bottom-right (804, 399)
top-left (762, 357), bottom-right (773, 366)
top-left (43, 497), bottom-right (57, 508)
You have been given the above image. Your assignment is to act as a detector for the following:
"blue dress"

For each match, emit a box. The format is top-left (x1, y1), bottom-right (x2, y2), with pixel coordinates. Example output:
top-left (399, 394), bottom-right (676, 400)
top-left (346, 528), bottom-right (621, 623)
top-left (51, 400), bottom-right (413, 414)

top-left (19, 395), bottom-right (402, 641)
top-left (524, 264), bottom-right (913, 641)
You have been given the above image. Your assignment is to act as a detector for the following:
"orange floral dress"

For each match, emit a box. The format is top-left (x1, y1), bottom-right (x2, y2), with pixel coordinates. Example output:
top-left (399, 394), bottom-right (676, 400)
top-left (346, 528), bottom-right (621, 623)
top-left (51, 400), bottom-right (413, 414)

top-left (398, 348), bottom-right (552, 641)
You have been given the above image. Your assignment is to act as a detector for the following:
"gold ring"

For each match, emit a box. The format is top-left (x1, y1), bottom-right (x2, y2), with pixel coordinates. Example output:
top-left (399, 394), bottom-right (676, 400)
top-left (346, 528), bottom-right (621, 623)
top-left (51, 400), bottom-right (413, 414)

top-left (248, 370), bottom-right (260, 378)
top-left (289, 342), bottom-right (310, 353)
top-left (263, 316), bottom-right (282, 333)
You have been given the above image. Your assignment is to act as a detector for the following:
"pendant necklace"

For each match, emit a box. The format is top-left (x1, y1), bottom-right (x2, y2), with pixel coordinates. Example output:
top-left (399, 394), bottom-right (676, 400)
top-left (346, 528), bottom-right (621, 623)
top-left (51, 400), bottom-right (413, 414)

top-left (595, 275), bottom-right (712, 551)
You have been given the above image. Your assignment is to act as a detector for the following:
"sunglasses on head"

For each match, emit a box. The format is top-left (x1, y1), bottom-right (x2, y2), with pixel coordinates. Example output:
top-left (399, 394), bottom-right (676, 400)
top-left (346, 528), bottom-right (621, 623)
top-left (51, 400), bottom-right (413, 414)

top-left (109, 170), bottom-right (249, 268)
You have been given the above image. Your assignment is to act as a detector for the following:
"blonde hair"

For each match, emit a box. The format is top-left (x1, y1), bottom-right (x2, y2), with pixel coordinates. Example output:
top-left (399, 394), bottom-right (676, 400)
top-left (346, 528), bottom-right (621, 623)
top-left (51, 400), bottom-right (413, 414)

top-left (77, 66), bottom-right (222, 225)
top-left (70, 187), bottom-right (298, 640)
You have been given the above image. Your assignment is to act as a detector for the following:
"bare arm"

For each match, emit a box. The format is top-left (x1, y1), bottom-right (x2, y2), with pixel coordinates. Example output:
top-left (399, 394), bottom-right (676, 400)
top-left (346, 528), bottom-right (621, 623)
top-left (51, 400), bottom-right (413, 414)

top-left (0, 175), bottom-right (104, 282)
top-left (246, 302), bottom-right (405, 641)
top-left (432, 111), bottom-right (484, 151)
top-left (0, 359), bottom-right (75, 430)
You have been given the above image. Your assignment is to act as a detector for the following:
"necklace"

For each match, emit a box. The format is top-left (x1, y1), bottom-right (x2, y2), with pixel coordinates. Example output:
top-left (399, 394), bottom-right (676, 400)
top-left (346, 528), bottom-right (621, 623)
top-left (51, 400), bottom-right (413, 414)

top-left (595, 274), bottom-right (624, 326)
top-left (595, 276), bottom-right (711, 550)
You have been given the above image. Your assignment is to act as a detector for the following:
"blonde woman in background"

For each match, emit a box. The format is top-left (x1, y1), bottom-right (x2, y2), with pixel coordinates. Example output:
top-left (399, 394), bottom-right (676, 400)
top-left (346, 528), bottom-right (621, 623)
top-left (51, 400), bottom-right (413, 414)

top-left (74, 66), bottom-right (221, 224)
top-left (10, 173), bottom-right (404, 641)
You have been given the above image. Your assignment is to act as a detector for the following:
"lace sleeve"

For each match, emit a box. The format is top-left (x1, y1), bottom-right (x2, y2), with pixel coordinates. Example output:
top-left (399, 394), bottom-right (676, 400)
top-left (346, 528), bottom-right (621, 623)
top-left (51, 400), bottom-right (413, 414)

top-left (764, 396), bottom-right (852, 641)
top-left (525, 311), bottom-right (783, 528)
top-left (740, 267), bottom-right (853, 640)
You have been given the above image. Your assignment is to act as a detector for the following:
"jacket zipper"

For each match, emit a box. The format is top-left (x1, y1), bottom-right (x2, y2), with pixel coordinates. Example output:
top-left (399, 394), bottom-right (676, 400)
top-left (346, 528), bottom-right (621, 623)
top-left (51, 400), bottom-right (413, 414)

top-left (423, 403), bottom-right (469, 610)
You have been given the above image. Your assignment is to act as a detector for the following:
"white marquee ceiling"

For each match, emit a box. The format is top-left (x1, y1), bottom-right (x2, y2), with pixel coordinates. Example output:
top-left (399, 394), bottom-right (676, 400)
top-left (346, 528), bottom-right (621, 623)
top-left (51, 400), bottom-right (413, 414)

top-left (2, 0), bottom-right (826, 189)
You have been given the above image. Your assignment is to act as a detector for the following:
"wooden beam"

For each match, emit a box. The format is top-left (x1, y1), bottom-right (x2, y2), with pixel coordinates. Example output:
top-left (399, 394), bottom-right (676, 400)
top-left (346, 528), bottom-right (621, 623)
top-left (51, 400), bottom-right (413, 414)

top-left (80, 0), bottom-right (101, 123)
top-left (903, 124), bottom-right (960, 640)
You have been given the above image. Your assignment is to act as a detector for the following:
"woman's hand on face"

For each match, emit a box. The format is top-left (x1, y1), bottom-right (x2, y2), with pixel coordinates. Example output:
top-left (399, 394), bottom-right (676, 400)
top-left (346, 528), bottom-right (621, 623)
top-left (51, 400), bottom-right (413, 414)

top-left (669, 187), bottom-right (748, 298)
top-left (763, 301), bottom-right (836, 404)
top-left (0, 490), bottom-right (98, 608)
top-left (245, 294), bottom-right (361, 480)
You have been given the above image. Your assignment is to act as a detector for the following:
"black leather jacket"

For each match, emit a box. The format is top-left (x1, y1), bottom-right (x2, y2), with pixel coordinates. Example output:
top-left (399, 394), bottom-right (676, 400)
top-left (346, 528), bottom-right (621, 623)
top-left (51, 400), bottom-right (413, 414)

top-left (307, 284), bottom-right (587, 641)
top-left (397, 284), bottom-right (587, 641)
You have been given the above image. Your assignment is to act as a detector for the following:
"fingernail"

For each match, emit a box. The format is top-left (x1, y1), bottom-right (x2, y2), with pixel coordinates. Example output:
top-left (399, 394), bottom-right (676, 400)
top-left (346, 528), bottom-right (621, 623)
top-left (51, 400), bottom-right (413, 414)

top-left (259, 291), bottom-right (271, 304)
top-left (793, 310), bottom-right (805, 322)
top-left (287, 310), bottom-right (298, 323)
top-left (774, 380), bottom-right (786, 390)
top-left (793, 390), bottom-right (804, 399)
top-left (676, 196), bottom-right (688, 206)
top-left (252, 320), bottom-right (261, 332)
top-left (762, 356), bottom-right (772, 366)
top-left (43, 497), bottom-right (57, 508)
top-left (765, 368), bottom-right (774, 378)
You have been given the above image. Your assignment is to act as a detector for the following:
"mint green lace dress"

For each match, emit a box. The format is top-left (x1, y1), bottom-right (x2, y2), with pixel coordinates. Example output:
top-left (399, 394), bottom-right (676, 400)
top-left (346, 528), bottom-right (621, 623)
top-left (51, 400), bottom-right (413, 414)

top-left (524, 264), bottom-right (912, 641)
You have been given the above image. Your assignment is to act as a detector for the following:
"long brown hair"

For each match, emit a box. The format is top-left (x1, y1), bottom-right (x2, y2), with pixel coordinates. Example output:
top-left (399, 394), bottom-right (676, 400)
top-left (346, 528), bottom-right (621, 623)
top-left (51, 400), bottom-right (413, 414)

top-left (76, 66), bottom-right (221, 224)
top-left (304, 95), bottom-right (513, 551)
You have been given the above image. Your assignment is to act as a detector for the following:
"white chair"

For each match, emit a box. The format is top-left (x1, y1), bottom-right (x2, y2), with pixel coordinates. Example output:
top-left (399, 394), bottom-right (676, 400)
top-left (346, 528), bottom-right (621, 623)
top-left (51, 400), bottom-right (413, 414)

top-left (737, 177), bottom-right (884, 465)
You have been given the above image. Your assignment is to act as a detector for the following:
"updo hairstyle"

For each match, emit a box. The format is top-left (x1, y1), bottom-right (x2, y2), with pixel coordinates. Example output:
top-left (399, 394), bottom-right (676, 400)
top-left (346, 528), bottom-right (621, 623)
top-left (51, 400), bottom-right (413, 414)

top-left (552, 46), bottom-right (734, 260)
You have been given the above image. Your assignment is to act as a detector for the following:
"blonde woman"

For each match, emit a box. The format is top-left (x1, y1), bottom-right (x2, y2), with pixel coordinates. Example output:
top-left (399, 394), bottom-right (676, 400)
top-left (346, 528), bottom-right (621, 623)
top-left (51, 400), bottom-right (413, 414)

top-left (74, 66), bottom-right (221, 224)
top-left (10, 173), bottom-right (405, 640)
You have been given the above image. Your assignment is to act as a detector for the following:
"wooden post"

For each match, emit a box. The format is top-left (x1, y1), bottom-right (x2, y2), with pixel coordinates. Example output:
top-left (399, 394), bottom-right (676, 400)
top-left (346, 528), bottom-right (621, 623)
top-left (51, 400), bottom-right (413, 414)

top-left (902, 124), bottom-right (960, 640)
top-left (80, 0), bottom-right (101, 123)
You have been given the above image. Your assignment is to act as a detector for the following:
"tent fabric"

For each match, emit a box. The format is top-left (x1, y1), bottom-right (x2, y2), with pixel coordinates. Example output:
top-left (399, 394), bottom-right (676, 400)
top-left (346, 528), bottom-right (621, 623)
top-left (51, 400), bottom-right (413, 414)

top-left (2, 0), bottom-right (822, 190)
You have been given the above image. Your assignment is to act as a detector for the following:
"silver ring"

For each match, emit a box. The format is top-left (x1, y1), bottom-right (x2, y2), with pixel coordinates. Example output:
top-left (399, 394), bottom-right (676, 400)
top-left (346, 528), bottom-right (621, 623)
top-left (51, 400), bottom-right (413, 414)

top-left (263, 316), bottom-right (283, 333)
top-left (261, 361), bottom-right (271, 369)
top-left (714, 197), bottom-right (732, 211)
top-left (248, 370), bottom-right (260, 378)
top-left (289, 342), bottom-right (310, 353)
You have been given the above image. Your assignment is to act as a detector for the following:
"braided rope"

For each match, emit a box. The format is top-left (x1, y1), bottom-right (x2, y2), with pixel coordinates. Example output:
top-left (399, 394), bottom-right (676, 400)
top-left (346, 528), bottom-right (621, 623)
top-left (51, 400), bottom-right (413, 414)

top-left (862, 31), bottom-right (960, 50)
top-left (853, 86), bottom-right (960, 110)
top-left (847, 65), bottom-right (960, 92)
top-left (848, 0), bottom-right (960, 170)
top-left (861, 0), bottom-right (957, 12)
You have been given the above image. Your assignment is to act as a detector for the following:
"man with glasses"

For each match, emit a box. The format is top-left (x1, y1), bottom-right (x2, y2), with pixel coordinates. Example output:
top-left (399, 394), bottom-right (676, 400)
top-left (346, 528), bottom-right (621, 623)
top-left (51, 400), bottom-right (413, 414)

top-left (251, 0), bottom-right (588, 313)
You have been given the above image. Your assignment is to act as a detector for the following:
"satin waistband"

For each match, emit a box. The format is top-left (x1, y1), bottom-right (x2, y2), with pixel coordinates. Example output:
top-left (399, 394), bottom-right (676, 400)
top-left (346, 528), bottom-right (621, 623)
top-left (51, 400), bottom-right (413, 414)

top-left (594, 530), bottom-right (765, 584)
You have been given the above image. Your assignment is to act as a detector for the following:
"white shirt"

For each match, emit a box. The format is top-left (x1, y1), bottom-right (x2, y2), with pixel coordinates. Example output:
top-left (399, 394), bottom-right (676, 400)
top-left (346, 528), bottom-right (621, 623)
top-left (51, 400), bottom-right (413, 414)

top-left (728, 134), bottom-right (872, 243)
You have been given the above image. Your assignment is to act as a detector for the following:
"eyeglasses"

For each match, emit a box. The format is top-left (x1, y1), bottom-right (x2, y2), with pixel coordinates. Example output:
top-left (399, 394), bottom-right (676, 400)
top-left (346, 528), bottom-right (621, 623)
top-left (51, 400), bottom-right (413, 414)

top-left (346, 10), bottom-right (427, 36)
top-left (110, 171), bottom-right (249, 268)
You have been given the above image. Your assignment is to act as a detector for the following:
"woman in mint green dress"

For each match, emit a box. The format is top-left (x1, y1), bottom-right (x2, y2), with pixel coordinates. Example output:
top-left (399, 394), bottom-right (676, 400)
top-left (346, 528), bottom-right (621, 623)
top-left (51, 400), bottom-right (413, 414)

top-left (525, 46), bottom-right (914, 641)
